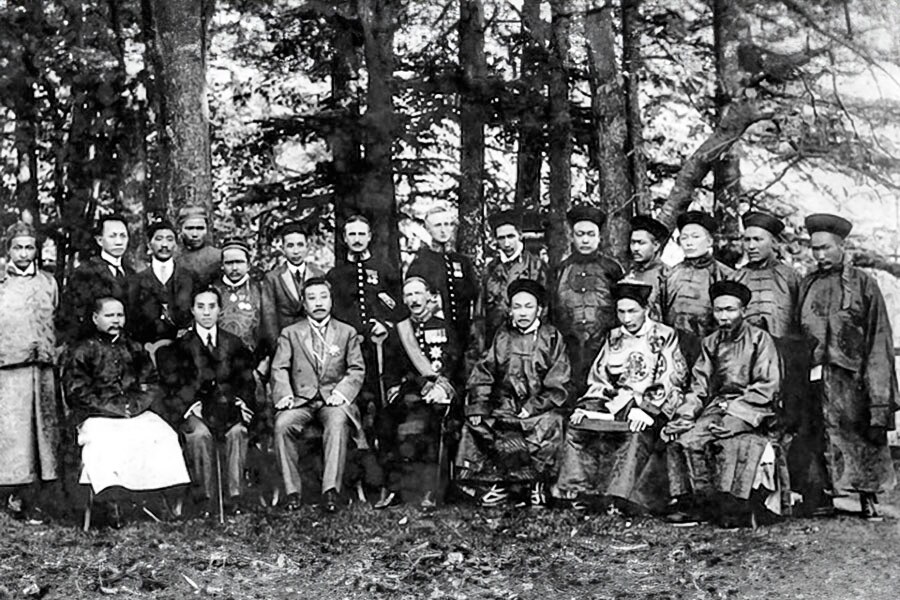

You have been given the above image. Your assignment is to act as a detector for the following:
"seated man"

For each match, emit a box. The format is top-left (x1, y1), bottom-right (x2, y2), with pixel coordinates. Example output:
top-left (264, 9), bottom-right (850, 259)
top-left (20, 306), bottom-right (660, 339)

top-left (663, 281), bottom-right (786, 526)
top-left (157, 288), bottom-right (256, 514)
top-left (557, 282), bottom-right (687, 513)
top-left (374, 276), bottom-right (461, 510)
top-left (270, 277), bottom-right (366, 513)
top-left (63, 297), bottom-right (190, 516)
top-left (455, 279), bottom-right (570, 507)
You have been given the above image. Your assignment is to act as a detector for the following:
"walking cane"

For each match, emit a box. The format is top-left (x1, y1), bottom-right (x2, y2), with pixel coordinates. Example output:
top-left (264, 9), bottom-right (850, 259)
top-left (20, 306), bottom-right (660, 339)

top-left (215, 444), bottom-right (225, 525)
top-left (435, 405), bottom-right (451, 506)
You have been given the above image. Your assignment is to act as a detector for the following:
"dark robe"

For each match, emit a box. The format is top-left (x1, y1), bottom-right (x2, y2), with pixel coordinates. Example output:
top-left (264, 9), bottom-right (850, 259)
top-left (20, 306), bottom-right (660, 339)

top-left (552, 250), bottom-right (624, 394)
top-left (455, 321), bottom-right (570, 485)
top-left (667, 321), bottom-right (787, 505)
top-left (622, 258), bottom-right (668, 323)
top-left (798, 261), bottom-right (898, 494)
top-left (176, 244), bottom-right (222, 287)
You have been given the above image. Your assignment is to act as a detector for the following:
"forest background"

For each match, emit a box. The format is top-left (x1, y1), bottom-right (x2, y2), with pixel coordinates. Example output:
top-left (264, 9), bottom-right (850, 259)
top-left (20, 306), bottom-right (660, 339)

top-left (1, 0), bottom-right (899, 284)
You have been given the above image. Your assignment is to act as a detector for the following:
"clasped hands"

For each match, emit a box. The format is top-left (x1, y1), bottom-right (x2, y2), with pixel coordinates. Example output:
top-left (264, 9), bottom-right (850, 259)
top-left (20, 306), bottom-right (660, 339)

top-left (184, 398), bottom-right (254, 424)
top-left (274, 392), bottom-right (347, 410)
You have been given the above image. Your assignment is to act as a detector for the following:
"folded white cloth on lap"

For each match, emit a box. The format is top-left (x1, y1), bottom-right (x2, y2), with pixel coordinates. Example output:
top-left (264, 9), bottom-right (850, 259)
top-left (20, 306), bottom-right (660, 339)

top-left (78, 412), bottom-right (190, 494)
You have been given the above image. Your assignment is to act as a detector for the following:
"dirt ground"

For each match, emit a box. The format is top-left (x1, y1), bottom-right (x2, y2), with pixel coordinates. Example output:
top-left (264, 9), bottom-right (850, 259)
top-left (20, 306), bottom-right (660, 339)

top-left (2, 484), bottom-right (899, 600)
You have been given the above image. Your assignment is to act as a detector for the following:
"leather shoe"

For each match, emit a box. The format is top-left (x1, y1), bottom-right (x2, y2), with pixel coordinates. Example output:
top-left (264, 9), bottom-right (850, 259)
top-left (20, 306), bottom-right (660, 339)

top-left (323, 489), bottom-right (340, 513)
top-left (283, 493), bottom-right (302, 512)
top-left (374, 489), bottom-right (400, 510)
top-left (419, 491), bottom-right (436, 511)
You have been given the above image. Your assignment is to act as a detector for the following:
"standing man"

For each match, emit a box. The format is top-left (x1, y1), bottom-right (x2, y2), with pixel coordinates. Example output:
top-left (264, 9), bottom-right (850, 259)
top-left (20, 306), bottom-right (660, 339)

top-left (270, 278), bottom-right (366, 513)
top-left (407, 206), bottom-right (478, 356)
top-left (664, 281), bottom-right (785, 526)
top-left (260, 222), bottom-right (326, 357)
top-left (476, 209), bottom-right (548, 352)
top-left (553, 206), bottom-right (624, 394)
top-left (661, 210), bottom-right (734, 365)
top-left (212, 238), bottom-right (264, 358)
top-left (0, 222), bottom-right (61, 517)
top-left (455, 280), bottom-right (570, 507)
top-left (57, 214), bottom-right (133, 344)
top-left (157, 288), bottom-right (256, 514)
top-left (176, 205), bottom-right (222, 287)
top-left (798, 213), bottom-right (898, 519)
top-left (374, 276), bottom-right (462, 510)
top-left (127, 220), bottom-right (197, 348)
top-left (622, 215), bottom-right (670, 322)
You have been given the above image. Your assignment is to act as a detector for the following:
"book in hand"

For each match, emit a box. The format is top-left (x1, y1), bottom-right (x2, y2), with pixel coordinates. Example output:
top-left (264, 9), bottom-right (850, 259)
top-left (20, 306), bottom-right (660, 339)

top-left (572, 410), bottom-right (632, 433)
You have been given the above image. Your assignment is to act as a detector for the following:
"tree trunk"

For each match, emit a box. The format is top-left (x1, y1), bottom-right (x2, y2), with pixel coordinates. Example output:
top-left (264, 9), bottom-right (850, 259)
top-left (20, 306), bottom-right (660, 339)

top-left (458, 0), bottom-right (487, 263)
top-left (711, 0), bottom-right (744, 242)
top-left (621, 0), bottom-right (649, 213)
top-left (514, 0), bottom-right (545, 210)
top-left (140, 0), bottom-right (170, 217)
top-left (357, 0), bottom-right (402, 281)
top-left (148, 0), bottom-right (213, 217)
top-left (331, 5), bottom-right (364, 266)
top-left (547, 0), bottom-right (573, 268)
top-left (584, 0), bottom-right (634, 261)
top-left (12, 0), bottom-right (43, 224)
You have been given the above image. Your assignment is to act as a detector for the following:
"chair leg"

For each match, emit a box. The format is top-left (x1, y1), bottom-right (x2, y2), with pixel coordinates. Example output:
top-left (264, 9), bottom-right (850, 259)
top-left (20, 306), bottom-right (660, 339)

top-left (83, 489), bottom-right (93, 533)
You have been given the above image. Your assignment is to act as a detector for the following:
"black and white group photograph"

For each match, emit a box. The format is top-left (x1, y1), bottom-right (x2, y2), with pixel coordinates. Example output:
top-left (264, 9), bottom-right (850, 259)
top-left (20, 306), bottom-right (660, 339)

top-left (1, 0), bottom-right (899, 598)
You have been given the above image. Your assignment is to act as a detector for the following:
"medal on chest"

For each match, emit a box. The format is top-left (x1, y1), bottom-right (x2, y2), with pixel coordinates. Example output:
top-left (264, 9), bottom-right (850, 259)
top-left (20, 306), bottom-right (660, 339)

top-left (366, 269), bottom-right (379, 286)
top-left (452, 261), bottom-right (464, 279)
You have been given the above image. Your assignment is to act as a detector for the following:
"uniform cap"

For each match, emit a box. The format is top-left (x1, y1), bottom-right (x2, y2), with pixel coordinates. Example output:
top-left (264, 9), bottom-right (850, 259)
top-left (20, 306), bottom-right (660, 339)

top-left (507, 278), bottom-right (546, 305)
top-left (221, 237), bottom-right (251, 257)
top-left (613, 281), bottom-right (654, 307)
top-left (742, 212), bottom-right (784, 236)
top-left (709, 280), bottom-right (752, 306)
top-left (5, 221), bottom-right (36, 242)
top-left (804, 213), bottom-right (852, 239)
top-left (676, 210), bottom-right (717, 233)
top-left (566, 205), bottom-right (607, 228)
top-left (630, 215), bottom-right (669, 243)
top-left (146, 220), bottom-right (177, 239)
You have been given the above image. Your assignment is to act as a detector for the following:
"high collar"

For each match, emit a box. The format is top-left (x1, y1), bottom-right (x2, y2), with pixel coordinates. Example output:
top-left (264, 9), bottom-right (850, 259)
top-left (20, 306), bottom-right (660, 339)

top-left (630, 257), bottom-right (662, 274)
top-left (195, 323), bottom-right (218, 342)
top-left (683, 252), bottom-right (714, 269)
top-left (348, 250), bottom-right (371, 263)
top-left (222, 274), bottom-right (250, 289)
top-left (716, 320), bottom-right (748, 344)
top-left (287, 262), bottom-right (306, 276)
top-left (498, 243), bottom-right (523, 264)
top-left (428, 242), bottom-right (452, 255)
top-left (100, 251), bottom-right (123, 268)
top-left (570, 249), bottom-right (602, 264)
top-left (514, 318), bottom-right (541, 335)
top-left (409, 304), bottom-right (437, 325)
top-left (745, 255), bottom-right (777, 270)
top-left (621, 318), bottom-right (653, 338)
top-left (7, 262), bottom-right (36, 277)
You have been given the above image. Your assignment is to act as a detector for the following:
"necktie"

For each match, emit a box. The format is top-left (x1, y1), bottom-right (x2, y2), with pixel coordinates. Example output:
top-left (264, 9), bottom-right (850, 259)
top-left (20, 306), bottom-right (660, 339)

top-left (206, 332), bottom-right (215, 352)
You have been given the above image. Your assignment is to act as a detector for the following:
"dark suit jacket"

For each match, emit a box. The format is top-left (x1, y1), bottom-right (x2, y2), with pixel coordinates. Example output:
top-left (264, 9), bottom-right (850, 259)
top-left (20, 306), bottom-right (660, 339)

top-left (271, 317), bottom-right (365, 409)
top-left (57, 256), bottom-right (134, 343)
top-left (127, 263), bottom-right (197, 343)
top-left (157, 327), bottom-right (256, 433)
top-left (260, 262), bottom-right (325, 355)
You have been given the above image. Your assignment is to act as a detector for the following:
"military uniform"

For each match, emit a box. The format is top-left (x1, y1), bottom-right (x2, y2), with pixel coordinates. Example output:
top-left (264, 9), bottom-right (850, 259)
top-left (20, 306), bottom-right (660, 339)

top-left (407, 247), bottom-right (478, 353)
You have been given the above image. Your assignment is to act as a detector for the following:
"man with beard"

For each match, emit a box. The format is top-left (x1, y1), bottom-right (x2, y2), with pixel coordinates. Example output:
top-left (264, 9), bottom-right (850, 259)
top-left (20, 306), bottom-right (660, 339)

top-left (798, 213), bottom-right (898, 519)
top-left (270, 278), bottom-right (366, 513)
top-left (407, 206), bottom-right (478, 357)
top-left (374, 276), bottom-right (461, 510)
top-left (622, 215), bottom-right (670, 322)
top-left (127, 221), bottom-right (197, 349)
top-left (157, 288), bottom-right (256, 514)
top-left (661, 210), bottom-right (734, 365)
top-left (475, 209), bottom-right (548, 352)
top-left (455, 279), bottom-right (570, 507)
top-left (175, 206), bottom-right (222, 287)
top-left (553, 206), bottom-right (624, 394)
top-left (664, 281), bottom-right (786, 526)
top-left (57, 214), bottom-right (134, 344)
top-left (556, 282), bottom-right (686, 513)
top-left (64, 297), bottom-right (190, 520)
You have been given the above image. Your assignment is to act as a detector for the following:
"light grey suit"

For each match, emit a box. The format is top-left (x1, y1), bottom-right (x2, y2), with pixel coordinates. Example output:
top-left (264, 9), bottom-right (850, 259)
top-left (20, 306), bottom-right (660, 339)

top-left (270, 317), bottom-right (365, 496)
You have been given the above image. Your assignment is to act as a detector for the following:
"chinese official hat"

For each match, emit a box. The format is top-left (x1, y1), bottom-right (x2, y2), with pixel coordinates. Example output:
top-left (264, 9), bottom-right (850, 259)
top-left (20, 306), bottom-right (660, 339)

top-left (613, 281), bottom-right (654, 307)
top-left (566, 205), bottom-right (607, 228)
top-left (709, 280), bottom-right (752, 306)
top-left (676, 210), bottom-right (717, 233)
top-left (742, 211), bottom-right (785, 236)
top-left (631, 215), bottom-right (670, 243)
top-left (488, 209), bottom-right (523, 233)
top-left (508, 278), bottom-right (547, 305)
top-left (221, 237), bottom-right (251, 257)
top-left (804, 213), bottom-right (852, 239)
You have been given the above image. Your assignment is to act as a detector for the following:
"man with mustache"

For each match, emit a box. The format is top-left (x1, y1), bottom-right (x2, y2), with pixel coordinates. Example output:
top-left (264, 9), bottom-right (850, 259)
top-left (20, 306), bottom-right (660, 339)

top-left (373, 276), bottom-right (462, 510)
top-left (553, 206), bottom-right (624, 394)
top-left (175, 205), bottom-right (222, 288)
top-left (663, 281), bottom-right (784, 526)
top-left (127, 220), bottom-right (198, 347)
top-left (455, 279), bottom-right (570, 507)
top-left (63, 296), bottom-right (190, 524)
top-left (557, 282), bottom-right (686, 513)
top-left (798, 213), bottom-right (898, 520)
top-left (621, 215), bottom-right (670, 322)
top-left (270, 278), bottom-right (366, 513)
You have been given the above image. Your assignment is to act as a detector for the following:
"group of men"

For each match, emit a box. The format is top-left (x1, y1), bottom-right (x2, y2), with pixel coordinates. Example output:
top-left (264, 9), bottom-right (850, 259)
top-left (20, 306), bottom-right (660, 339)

top-left (0, 201), bottom-right (896, 527)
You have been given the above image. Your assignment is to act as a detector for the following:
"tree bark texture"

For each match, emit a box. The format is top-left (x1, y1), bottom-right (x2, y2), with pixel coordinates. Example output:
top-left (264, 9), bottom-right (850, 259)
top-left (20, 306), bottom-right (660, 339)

top-left (357, 0), bottom-right (402, 282)
top-left (584, 0), bottom-right (634, 261)
top-left (11, 0), bottom-right (43, 224)
top-left (547, 0), bottom-right (573, 268)
top-left (621, 0), bottom-right (649, 213)
top-left (458, 0), bottom-right (487, 264)
top-left (149, 0), bottom-right (213, 217)
top-left (514, 0), bottom-right (546, 210)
